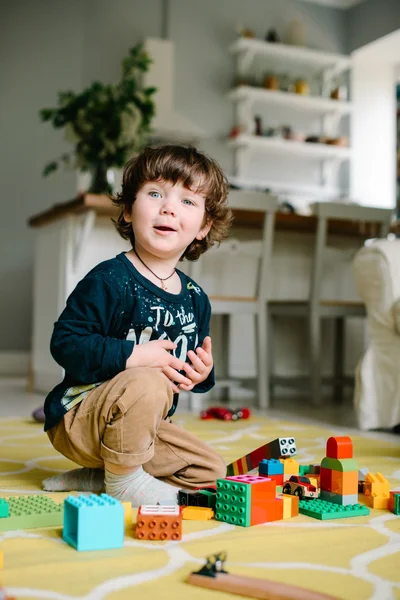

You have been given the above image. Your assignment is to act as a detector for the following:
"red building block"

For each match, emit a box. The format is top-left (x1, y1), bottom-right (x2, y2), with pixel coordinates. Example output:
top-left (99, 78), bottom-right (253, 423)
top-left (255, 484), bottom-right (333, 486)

top-left (326, 436), bottom-right (353, 460)
top-left (320, 467), bottom-right (333, 491)
top-left (135, 505), bottom-right (182, 541)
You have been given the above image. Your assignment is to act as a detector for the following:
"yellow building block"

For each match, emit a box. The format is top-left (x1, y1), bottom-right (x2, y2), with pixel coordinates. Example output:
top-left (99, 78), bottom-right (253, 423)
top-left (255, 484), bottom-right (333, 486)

top-left (367, 494), bottom-right (390, 510)
top-left (307, 475), bottom-right (320, 488)
top-left (122, 501), bottom-right (133, 526)
top-left (182, 506), bottom-right (214, 520)
top-left (278, 494), bottom-right (299, 519)
top-left (279, 458), bottom-right (299, 476)
top-left (365, 473), bottom-right (390, 497)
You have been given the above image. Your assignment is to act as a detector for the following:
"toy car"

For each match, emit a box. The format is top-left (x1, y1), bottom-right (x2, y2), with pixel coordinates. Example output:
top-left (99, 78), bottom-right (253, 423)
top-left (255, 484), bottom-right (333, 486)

top-left (200, 407), bottom-right (251, 421)
top-left (282, 475), bottom-right (318, 499)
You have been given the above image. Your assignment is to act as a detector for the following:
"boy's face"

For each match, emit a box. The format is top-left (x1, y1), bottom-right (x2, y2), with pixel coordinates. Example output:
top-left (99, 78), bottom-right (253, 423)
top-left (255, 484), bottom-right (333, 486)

top-left (124, 180), bottom-right (212, 260)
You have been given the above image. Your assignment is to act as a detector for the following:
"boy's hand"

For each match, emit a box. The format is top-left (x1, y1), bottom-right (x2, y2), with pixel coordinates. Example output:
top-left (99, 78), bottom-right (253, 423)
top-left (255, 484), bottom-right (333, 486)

top-left (126, 340), bottom-right (193, 393)
top-left (180, 336), bottom-right (213, 391)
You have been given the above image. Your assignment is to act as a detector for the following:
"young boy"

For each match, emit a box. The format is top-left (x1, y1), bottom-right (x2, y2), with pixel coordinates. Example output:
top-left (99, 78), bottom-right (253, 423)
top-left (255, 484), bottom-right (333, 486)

top-left (42, 144), bottom-right (233, 507)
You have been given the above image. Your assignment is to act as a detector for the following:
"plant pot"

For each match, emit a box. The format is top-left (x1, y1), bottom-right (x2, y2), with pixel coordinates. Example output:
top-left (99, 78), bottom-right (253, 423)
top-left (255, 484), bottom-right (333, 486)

top-left (87, 163), bottom-right (114, 195)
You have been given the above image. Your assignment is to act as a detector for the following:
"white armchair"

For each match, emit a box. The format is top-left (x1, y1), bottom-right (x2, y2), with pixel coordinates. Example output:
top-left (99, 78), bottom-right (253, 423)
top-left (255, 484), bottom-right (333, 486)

top-left (353, 239), bottom-right (400, 430)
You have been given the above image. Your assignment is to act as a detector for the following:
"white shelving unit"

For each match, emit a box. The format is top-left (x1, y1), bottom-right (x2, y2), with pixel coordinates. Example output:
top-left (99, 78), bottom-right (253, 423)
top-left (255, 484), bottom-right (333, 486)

top-left (228, 37), bottom-right (353, 203)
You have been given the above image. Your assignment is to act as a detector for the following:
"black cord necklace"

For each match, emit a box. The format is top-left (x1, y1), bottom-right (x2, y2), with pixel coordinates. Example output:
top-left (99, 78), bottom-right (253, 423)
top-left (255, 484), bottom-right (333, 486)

top-left (133, 247), bottom-right (176, 291)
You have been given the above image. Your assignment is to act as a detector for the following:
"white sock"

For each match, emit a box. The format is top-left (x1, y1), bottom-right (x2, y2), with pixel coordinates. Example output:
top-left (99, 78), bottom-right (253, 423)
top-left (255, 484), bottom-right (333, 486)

top-left (105, 467), bottom-right (179, 507)
top-left (42, 467), bottom-right (105, 492)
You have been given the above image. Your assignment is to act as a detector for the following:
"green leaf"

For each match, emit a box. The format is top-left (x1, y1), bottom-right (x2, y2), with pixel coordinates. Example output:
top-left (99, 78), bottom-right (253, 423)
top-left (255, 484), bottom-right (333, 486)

top-left (43, 161), bottom-right (58, 177)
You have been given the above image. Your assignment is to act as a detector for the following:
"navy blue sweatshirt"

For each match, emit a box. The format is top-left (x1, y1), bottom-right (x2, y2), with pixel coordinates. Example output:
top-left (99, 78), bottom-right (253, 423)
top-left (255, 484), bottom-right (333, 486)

top-left (44, 252), bottom-right (214, 431)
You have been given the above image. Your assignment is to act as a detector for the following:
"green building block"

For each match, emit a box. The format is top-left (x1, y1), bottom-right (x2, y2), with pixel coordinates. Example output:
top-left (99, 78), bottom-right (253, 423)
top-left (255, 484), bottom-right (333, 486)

top-left (198, 490), bottom-right (216, 509)
top-left (215, 479), bottom-right (251, 526)
top-left (299, 465), bottom-right (309, 476)
top-left (0, 495), bottom-right (63, 531)
top-left (0, 499), bottom-right (9, 518)
top-left (299, 498), bottom-right (370, 520)
top-left (321, 457), bottom-right (358, 472)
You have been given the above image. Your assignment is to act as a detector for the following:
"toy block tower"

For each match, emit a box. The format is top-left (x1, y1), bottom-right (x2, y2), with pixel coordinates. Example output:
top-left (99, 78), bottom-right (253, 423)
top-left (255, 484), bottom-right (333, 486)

top-left (215, 474), bottom-right (282, 526)
top-left (63, 493), bottom-right (124, 551)
top-left (320, 436), bottom-right (359, 505)
top-left (135, 505), bottom-right (182, 540)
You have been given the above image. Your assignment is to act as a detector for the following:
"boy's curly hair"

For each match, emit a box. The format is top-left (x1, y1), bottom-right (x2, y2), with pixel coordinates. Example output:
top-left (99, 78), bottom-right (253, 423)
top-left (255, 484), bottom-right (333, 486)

top-left (112, 144), bottom-right (233, 261)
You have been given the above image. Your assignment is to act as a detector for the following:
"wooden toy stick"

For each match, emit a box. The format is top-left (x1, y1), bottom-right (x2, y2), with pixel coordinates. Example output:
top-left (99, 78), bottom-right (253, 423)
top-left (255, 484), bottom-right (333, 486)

top-left (187, 552), bottom-right (337, 600)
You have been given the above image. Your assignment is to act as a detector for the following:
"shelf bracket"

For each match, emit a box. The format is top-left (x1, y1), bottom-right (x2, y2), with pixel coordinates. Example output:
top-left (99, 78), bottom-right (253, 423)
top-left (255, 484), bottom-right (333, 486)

top-left (234, 145), bottom-right (252, 178)
top-left (237, 49), bottom-right (255, 77)
top-left (236, 98), bottom-right (254, 133)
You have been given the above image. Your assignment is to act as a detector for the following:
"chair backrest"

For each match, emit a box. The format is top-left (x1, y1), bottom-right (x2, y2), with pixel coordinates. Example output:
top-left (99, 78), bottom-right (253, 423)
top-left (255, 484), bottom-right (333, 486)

top-left (310, 201), bottom-right (393, 305)
top-left (188, 190), bottom-right (278, 303)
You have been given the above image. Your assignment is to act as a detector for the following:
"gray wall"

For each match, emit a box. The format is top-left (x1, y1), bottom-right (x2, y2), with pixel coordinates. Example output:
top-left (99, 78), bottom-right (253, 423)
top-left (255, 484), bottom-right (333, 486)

top-left (348, 0), bottom-right (400, 52)
top-left (0, 0), bottom-right (351, 353)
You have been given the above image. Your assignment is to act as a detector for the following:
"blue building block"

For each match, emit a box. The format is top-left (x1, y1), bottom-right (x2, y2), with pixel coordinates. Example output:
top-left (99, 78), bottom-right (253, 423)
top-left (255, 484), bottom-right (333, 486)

top-left (259, 459), bottom-right (284, 476)
top-left (63, 493), bottom-right (124, 551)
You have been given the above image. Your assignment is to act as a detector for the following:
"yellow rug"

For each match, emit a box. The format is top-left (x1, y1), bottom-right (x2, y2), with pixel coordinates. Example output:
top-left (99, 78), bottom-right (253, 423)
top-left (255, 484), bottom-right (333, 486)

top-left (0, 414), bottom-right (399, 600)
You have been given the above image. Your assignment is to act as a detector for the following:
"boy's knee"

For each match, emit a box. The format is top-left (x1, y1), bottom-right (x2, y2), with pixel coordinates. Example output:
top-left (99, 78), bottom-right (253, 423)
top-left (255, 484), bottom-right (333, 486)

top-left (210, 453), bottom-right (227, 482)
top-left (120, 367), bottom-right (172, 399)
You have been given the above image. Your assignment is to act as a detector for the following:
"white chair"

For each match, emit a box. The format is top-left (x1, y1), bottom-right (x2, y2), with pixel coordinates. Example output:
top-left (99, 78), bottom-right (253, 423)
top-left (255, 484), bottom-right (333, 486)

top-left (353, 238), bottom-right (400, 430)
top-left (269, 202), bottom-right (393, 407)
top-left (188, 190), bottom-right (278, 410)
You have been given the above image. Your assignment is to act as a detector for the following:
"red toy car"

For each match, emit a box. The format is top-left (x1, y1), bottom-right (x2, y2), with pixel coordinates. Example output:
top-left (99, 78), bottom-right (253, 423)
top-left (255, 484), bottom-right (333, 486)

top-left (282, 475), bottom-right (318, 499)
top-left (200, 407), bottom-right (251, 421)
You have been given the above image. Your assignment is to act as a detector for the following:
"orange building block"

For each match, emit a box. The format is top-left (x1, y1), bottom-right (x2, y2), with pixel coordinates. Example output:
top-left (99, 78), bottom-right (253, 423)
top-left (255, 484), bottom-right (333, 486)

top-left (278, 494), bottom-right (299, 518)
top-left (248, 476), bottom-right (277, 525)
top-left (326, 436), bottom-right (353, 459)
top-left (330, 470), bottom-right (358, 495)
top-left (135, 505), bottom-right (182, 540)
top-left (182, 506), bottom-right (214, 520)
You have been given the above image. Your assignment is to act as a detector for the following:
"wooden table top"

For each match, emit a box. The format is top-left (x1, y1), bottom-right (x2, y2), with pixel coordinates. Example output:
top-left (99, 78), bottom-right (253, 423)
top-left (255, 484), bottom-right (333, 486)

top-left (28, 193), bottom-right (398, 238)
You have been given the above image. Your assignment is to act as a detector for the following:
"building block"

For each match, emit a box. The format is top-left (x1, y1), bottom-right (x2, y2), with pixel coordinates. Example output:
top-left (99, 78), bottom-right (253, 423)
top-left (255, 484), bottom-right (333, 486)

top-left (299, 498), bottom-right (370, 520)
top-left (0, 495), bottom-right (63, 532)
top-left (279, 458), bottom-right (300, 476)
top-left (178, 489), bottom-right (214, 508)
top-left (215, 476), bottom-right (278, 527)
top-left (389, 491), bottom-right (400, 514)
top-left (320, 467), bottom-right (332, 491)
top-left (258, 459), bottom-right (284, 476)
top-left (63, 493), bottom-right (124, 551)
top-left (278, 494), bottom-right (299, 518)
top-left (267, 473), bottom-right (284, 486)
top-left (321, 457), bottom-right (358, 472)
top-left (136, 505), bottom-right (182, 540)
top-left (366, 494), bottom-right (390, 510)
top-left (226, 438), bottom-right (296, 476)
top-left (307, 475), bottom-right (320, 489)
top-left (0, 500), bottom-right (9, 519)
top-left (307, 464), bottom-right (321, 474)
top-left (274, 497), bottom-right (284, 521)
top-left (364, 473), bottom-right (390, 497)
top-left (326, 436), bottom-right (353, 460)
top-left (330, 470), bottom-right (358, 496)
top-left (182, 506), bottom-right (214, 520)
top-left (320, 490), bottom-right (358, 506)
top-left (122, 502), bottom-right (133, 526)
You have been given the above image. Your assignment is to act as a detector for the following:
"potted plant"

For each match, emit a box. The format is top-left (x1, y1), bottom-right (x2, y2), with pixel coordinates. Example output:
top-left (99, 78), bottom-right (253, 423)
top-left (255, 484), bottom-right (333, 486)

top-left (39, 43), bottom-right (156, 194)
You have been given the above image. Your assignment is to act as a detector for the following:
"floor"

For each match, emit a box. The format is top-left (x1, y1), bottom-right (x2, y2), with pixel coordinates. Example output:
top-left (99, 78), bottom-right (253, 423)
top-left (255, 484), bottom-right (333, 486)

top-left (1, 376), bottom-right (398, 443)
